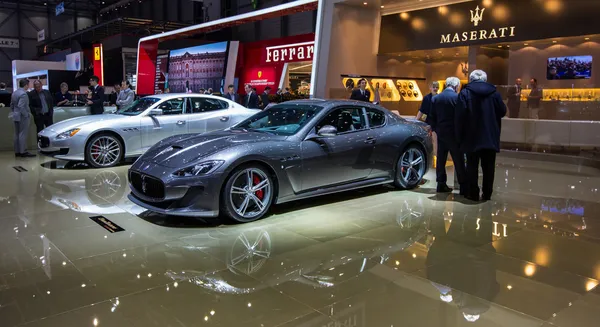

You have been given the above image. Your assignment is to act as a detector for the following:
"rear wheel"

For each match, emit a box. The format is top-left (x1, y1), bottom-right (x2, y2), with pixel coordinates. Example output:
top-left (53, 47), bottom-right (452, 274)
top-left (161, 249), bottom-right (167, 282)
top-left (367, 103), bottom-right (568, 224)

top-left (394, 145), bottom-right (426, 189)
top-left (221, 165), bottom-right (274, 223)
top-left (85, 133), bottom-right (124, 168)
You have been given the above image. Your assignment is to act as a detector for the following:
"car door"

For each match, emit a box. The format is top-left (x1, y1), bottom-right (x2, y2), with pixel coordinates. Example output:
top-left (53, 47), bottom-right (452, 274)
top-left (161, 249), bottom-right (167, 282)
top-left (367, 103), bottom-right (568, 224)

top-left (186, 97), bottom-right (231, 134)
top-left (300, 106), bottom-right (375, 191)
top-left (364, 107), bottom-right (397, 178)
top-left (140, 97), bottom-right (189, 150)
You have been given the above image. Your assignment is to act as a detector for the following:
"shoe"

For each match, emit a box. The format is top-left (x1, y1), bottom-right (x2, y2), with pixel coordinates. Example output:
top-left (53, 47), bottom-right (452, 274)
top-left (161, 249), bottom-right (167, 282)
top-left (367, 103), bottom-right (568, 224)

top-left (20, 152), bottom-right (36, 158)
top-left (459, 184), bottom-right (467, 196)
top-left (15, 153), bottom-right (21, 157)
top-left (437, 184), bottom-right (453, 193)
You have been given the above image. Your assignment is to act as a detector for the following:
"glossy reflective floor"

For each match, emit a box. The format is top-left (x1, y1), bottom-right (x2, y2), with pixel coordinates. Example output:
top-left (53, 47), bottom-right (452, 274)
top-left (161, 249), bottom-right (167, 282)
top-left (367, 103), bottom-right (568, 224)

top-left (0, 152), bottom-right (599, 326)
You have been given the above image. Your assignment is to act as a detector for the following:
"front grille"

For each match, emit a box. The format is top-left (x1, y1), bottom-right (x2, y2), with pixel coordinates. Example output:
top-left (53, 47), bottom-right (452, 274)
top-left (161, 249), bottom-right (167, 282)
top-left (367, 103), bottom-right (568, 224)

top-left (129, 171), bottom-right (165, 200)
top-left (38, 136), bottom-right (50, 148)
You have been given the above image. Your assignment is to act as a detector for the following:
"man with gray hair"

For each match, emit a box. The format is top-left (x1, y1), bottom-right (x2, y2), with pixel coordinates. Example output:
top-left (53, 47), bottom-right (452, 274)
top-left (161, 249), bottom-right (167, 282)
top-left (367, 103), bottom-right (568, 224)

top-left (429, 76), bottom-right (466, 193)
top-left (456, 69), bottom-right (506, 201)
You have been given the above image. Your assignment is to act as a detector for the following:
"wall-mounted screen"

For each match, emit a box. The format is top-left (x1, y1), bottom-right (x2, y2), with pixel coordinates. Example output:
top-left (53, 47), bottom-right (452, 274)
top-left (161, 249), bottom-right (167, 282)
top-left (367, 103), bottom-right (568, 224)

top-left (547, 56), bottom-right (592, 80)
top-left (168, 42), bottom-right (229, 93)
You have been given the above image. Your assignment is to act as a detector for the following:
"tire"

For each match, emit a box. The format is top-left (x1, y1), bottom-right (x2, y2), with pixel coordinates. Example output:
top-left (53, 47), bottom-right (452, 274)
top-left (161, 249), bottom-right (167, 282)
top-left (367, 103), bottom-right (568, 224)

top-left (394, 145), bottom-right (427, 189)
top-left (85, 133), bottom-right (124, 168)
top-left (221, 164), bottom-right (275, 223)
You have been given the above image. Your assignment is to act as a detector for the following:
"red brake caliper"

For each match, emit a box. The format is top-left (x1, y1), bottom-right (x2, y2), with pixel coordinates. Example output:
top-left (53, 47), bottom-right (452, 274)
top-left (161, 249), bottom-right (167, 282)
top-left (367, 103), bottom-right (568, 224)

top-left (253, 175), bottom-right (264, 200)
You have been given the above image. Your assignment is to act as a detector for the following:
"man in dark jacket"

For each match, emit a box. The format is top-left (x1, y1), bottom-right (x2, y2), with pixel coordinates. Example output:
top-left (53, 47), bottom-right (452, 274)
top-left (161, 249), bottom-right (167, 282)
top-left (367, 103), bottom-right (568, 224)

top-left (350, 78), bottom-right (371, 102)
top-left (456, 70), bottom-right (507, 202)
top-left (243, 84), bottom-right (259, 109)
top-left (260, 86), bottom-right (271, 109)
top-left (28, 80), bottom-right (54, 133)
top-left (429, 77), bottom-right (466, 194)
top-left (87, 75), bottom-right (105, 115)
top-left (416, 81), bottom-right (439, 123)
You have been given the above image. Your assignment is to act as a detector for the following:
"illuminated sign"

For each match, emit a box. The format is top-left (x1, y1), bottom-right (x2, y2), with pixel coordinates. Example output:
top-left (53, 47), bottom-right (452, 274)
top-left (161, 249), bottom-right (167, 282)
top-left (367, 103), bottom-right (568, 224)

top-left (264, 41), bottom-right (315, 63)
top-left (56, 2), bottom-right (65, 16)
top-left (94, 46), bottom-right (101, 60)
top-left (440, 5), bottom-right (516, 44)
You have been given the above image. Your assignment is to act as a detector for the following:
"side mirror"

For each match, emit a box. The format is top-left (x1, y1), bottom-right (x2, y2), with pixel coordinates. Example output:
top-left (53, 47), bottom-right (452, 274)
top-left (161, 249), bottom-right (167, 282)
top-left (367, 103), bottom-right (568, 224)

top-left (317, 125), bottom-right (338, 137)
top-left (149, 108), bottom-right (163, 116)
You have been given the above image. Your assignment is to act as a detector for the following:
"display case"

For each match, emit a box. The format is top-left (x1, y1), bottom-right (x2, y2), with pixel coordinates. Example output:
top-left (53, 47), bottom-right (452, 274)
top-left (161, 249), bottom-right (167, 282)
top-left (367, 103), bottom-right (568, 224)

top-left (520, 88), bottom-right (600, 102)
top-left (341, 76), bottom-right (425, 102)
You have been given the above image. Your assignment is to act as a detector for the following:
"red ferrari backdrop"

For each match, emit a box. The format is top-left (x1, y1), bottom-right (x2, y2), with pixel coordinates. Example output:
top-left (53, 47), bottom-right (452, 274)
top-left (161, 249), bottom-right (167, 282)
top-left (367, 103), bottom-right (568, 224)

top-left (237, 33), bottom-right (314, 94)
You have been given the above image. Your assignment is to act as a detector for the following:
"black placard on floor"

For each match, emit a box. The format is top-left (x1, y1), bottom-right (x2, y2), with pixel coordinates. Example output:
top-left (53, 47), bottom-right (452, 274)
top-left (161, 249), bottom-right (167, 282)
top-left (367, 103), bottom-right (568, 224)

top-left (13, 166), bottom-right (28, 172)
top-left (89, 216), bottom-right (125, 233)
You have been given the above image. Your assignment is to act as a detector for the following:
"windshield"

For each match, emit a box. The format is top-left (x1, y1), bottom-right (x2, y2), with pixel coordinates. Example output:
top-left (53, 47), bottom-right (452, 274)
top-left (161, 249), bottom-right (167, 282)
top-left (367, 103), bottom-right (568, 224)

top-left (234, 104), bottom-right (323, 135)
top-left (117, 97), bottom-right (160, 116)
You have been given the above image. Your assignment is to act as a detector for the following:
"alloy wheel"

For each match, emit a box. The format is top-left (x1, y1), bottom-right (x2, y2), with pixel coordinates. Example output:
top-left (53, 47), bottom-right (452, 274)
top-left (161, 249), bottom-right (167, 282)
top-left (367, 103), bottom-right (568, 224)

top-left (229, 168), bottom-right (272, 220)
top-left (399, 148), bottom-right (425, 186)
top-left (89, 136), bottom-right (121, 167)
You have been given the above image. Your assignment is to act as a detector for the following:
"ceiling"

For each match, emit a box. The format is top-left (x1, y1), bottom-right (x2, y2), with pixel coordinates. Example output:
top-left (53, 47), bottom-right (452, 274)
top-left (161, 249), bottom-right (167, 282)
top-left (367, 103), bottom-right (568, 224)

top-left (0, 0), bottom-right (132, 12)
top-left (341, 0), bottom-right (474, 15)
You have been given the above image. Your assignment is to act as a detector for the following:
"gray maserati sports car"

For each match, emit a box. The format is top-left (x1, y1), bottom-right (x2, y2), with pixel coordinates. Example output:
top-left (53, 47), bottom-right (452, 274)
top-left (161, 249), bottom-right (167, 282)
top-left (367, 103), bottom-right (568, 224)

top-left (128, 99), bottom-right (433, 222)
top-left (37, 94), bottom-right (258, 168)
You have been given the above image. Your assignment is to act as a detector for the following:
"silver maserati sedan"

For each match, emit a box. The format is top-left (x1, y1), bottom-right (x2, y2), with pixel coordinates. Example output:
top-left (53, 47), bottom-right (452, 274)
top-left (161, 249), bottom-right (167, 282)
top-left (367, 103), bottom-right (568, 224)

top-left (37, 94), bottom-right (259, 168)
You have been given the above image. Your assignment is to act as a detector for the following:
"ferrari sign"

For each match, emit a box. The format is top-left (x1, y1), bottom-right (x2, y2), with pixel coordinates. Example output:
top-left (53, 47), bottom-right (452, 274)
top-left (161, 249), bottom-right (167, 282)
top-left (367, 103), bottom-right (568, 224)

top-left (264, 41), bottom-right (315, 64)
top-left (94, 47), bottom-right (101, 60)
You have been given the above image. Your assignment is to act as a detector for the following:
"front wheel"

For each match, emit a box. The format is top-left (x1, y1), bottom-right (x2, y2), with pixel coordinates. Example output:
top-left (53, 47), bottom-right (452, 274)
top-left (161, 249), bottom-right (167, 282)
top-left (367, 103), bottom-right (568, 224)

top-left (394, 145), bottom-right (426, 189)
top-left (221, 165), bottom-right (274, 223)
top-left (85, 133), bottom-right (124, 168)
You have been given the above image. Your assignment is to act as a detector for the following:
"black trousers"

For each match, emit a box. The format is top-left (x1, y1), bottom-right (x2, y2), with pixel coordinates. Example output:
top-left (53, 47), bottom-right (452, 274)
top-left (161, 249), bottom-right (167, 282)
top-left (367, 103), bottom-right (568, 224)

top-left (436, 137), bottom-right (466, 186)
top-left (34, 113), bottom-right (53, 133)
top-left (466, 149), bottom-right (497, 199)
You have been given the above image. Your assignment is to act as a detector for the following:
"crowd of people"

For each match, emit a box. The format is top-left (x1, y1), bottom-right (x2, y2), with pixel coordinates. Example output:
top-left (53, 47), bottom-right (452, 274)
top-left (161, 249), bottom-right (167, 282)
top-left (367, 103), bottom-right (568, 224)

top-left (349, 72), bottom-right (506, 202)
top-left (7, 76), bottom-right (134, 158)
top-left (418, 70), bottom-right (506, 202)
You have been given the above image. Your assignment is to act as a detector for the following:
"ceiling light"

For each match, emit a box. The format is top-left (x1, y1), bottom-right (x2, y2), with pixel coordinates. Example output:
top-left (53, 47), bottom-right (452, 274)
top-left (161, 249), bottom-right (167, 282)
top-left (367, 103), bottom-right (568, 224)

top-left (585, 37), bottom-right (590, 40)
top-left (552, 40), bottom-right (557, 43)
top-left (524, 43), bottom-right (529, 46)
top-left (363, 2), bottom-right (367, 5)
top-left (498, 45), bottom-right (503, 48)
top-left (381, 5), bottom-right (385, 8)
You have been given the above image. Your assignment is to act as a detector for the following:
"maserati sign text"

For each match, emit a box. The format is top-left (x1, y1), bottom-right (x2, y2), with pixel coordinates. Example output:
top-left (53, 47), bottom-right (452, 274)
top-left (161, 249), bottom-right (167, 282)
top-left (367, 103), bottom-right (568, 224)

top-left (441, 26), bottom-right (516, 44)
top-left (441, 5), bottom-right (516, 44)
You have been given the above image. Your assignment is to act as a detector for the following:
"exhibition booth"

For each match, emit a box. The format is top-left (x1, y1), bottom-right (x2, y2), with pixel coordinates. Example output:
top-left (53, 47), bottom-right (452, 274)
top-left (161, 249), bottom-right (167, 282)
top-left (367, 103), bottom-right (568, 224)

top-left (134, 0), bottom-right (318, 97)
top-left (311, 0), bottom-right (600, 151)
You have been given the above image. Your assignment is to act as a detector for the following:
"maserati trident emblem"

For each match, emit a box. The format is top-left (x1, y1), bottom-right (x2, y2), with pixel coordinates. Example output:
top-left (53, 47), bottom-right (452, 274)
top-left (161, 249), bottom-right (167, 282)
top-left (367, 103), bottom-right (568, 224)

top-left (141, 175), bottom-right (148, 193)
top-left (470, 6), bottom-right (485, 27)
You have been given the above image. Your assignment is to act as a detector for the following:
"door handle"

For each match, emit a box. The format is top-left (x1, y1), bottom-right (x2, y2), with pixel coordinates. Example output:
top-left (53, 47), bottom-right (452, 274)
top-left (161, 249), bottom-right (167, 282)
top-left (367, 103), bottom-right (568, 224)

top-left (220, 116), bottom-right (230, 122)
top-left (364, 137), bottom-right (377, 144)
top-left (176, 120), bottom-right (186, 125)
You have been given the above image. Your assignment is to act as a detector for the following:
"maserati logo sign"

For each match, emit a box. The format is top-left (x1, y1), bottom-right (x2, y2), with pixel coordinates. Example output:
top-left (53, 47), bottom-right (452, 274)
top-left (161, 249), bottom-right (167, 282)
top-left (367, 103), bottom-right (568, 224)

top-left (470, 6), bottom-right (485, 26)
top-left (440, 5), bottom-right (516, 44)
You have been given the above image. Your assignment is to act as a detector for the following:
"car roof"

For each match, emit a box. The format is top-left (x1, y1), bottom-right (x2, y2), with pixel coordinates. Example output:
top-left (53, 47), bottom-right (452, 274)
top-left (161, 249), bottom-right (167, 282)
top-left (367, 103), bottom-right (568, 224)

top-left (142, 93), bottom-right (232, 101)
top-left (279, 99), bottom-right (390, 111)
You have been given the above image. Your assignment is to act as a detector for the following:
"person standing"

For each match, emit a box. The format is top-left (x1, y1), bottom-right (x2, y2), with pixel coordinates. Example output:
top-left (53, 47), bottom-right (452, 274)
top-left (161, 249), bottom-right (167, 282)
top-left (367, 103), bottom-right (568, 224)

top-left (244, 84), bottom-right (259, 109)
top-left (350, 78), bottom-right (371, 102)
top-left (224, 84), bottom-right (239, 103)
top-left (108, 82), bottom-right (121, 107)
top-left (116, 80), bottom-right (134, 108)
top-left (527, 78), bottom-right (542, 119)
top-left (260, 86), bottom-right (271, 109)
top-left (416, 81), bottom-right (440, 122)
top-left (456, 70), bottom-right (507, 202)
top-left (55, 82), bottom-right (72, 106)
top-left (429, 77), bottom-right (466, 194)
top-left (507, 78), bottom-right (522, 118)
top-left (10, 79), bottom-right (35, 157)
top-left (0, 82), bottom-right (9, 94)
top-left (28, 80), bottom-right (54, 133)
top-left (87, 76), bottom-right (105, 115)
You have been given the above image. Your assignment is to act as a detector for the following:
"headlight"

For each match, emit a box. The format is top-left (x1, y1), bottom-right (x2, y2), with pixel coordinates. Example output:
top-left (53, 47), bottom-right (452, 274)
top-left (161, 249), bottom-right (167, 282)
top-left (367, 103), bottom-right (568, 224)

top-left (56, 128), bottom-right (81, 140)
top-left (172, 160), bottom-right (224, 177)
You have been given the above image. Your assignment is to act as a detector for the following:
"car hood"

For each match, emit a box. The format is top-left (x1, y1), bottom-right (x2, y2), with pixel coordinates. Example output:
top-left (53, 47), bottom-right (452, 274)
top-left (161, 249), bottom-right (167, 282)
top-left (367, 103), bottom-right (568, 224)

top-left (143, 129), bottom-right (280, 168)
top-left (43, 114), bottom-right (125, 134)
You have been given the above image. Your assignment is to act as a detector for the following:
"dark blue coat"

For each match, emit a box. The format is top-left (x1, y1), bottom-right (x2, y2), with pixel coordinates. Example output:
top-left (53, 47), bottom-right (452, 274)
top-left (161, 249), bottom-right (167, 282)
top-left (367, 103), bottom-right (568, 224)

top-left (418, 92), bottom-right (433, 124)
top-left (456, 81), bottom-right (507, 153)
top-left (429, 88), bottom-right (459, 140)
